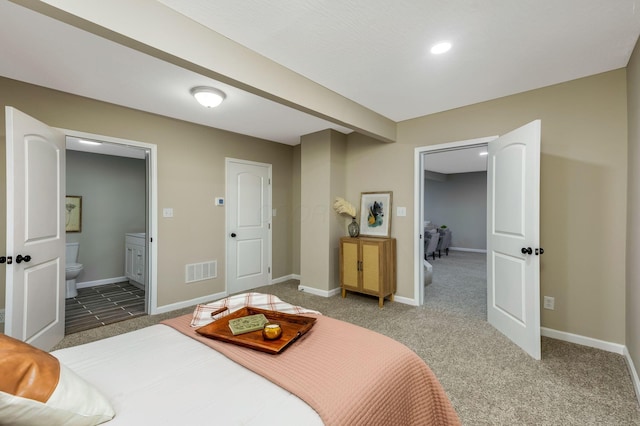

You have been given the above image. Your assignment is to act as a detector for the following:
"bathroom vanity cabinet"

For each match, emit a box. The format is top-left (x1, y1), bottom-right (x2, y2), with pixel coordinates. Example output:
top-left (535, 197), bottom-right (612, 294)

top-left (125, 233), bottom-right (145, 289)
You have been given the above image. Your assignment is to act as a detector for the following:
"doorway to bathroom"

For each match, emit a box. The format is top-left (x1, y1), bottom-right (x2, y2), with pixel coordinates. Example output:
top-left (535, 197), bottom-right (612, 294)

top-left (64, 133), bottom-right (156, 334)
top-left (5, 109), bottom-right (158, 349)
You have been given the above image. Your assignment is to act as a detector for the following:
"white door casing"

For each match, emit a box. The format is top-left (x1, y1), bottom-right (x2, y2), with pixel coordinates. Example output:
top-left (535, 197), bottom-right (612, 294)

top-left (487, 120), bottom-right (541, 359)
top-left (5, 107), bottom-right (65, 350)
top-left (226, 158), bottom-right (271, 294)
top-left (414, 136), bottom-right (496, 305)
top-left (63, 129), bottom-right (158, 314)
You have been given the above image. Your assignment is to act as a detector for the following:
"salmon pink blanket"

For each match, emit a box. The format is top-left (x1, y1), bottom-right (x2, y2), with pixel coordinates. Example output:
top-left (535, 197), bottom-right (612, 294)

top-left (162, 313), bottom-right (460, 426)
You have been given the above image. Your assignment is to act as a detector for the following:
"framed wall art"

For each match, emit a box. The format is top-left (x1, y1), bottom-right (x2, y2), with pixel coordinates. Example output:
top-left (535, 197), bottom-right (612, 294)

top-left (358, 191), bottom-right (392, 238)
top-left (65, 195), bottom-right (82, 232)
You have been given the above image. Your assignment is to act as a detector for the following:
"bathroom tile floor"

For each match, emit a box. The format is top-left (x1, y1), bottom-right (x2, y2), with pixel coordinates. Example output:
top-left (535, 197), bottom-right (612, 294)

top-left (65, 281), bottom-right (146, 335)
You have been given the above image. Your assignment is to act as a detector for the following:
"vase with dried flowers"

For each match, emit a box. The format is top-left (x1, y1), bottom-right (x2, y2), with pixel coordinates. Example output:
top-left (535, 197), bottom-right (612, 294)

top-left (333, 197), bottom-right (359, 237)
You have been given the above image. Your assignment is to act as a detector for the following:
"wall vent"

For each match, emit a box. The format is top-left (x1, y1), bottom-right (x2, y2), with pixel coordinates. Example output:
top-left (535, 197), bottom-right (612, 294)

top-left (186, 260), bottom-right (217, 284)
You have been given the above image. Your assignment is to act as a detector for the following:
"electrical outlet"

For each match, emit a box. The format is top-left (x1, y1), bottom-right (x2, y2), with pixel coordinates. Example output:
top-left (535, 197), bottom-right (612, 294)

top-left (543, 296), bottom-right (555, 310)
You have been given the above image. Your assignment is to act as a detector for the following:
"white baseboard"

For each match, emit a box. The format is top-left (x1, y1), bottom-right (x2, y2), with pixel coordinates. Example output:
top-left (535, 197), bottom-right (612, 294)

top-left (271, 274), bottom-right (300, 284)
top-left (624, 347), bottom-right (640, 405)
top-left (76, 276), bottom-right (128, 289)
top-left (449, 247), bottom-right (487, 253)
top-left (394, 295), bottom-right (419, 306)
top-left (297, 284), bottom-right (341, 298)
top-left (154, 291), bottom-right (226, 315)
top-left (541, 327), bottom-right (625, 354)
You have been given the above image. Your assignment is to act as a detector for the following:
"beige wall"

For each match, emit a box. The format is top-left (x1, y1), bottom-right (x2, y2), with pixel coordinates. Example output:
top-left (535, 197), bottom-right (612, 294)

top-left (345, 69), bottom-right (628, 344)
top-left (299, 129), bottom-right (348, 291)
top-left (2, 68), bottom-right (631, 347)
top-left (291, 145), bottom-right (301, 275)
top-left (627, 38), bottom-right (640, 378)
top-left (329, 131), bottom-right (348, 288)
top-left (0, 77), bottom-right (295, 309)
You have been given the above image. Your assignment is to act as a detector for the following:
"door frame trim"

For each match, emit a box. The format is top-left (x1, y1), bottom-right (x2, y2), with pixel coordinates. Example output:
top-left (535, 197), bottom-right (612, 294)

top-left (58, 128), bottom-right (159, 314)
top-left (413, 136), bottom-right (497, 306)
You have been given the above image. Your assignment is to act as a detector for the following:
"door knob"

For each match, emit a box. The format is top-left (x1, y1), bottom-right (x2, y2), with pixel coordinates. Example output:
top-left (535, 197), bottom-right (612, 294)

top-left (0, 256), bottom-right (5, 264)
top-left (15, 254), bottom-right (31, 264)
top-left (6, 256), bottom-right (12, 264)
top-left (521, 247), bottom-right (532, 255)
top-left (230, 233), bottom-right (237, 238)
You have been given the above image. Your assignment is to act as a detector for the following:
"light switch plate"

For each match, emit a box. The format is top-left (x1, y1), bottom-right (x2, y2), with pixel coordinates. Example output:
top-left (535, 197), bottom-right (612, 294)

top-left (163, 208), bottom-right (174, 218)
top-left (397, 207), bottom-right (407, 217)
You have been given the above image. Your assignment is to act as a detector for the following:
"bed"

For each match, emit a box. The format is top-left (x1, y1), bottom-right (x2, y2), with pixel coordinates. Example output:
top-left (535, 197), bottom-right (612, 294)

top-left (1, 293), bottom-right (460, 426)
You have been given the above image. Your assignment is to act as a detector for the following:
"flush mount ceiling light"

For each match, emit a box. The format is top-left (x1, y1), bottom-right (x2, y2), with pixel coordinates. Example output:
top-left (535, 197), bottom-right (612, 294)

top-left (191, 86), bottom-right (226, 108)
top-left (479, 151), bottom-right (489, 156)
top-left (430, 41), bottom-right (452, 55)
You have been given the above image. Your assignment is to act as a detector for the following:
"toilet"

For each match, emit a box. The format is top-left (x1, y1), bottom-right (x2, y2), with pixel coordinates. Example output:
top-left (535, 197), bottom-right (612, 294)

top-left (65, 242), bottom-right (84, 299)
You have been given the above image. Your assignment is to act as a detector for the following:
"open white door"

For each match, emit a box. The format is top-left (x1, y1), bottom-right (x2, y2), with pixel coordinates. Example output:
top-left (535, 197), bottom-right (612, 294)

top-left (226, 158), bottom-right (271, 294)
top-left (487, 120), bottom-right (541, 359)
top-left (5, 107), bottom-right (65, 351)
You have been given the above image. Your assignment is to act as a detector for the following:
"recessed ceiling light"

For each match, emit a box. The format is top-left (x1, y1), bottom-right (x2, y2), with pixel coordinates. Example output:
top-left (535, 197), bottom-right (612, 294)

top-left (78, 139), bottom-right (102, 146)
top-left (430, 41), bottom-right (452, 55)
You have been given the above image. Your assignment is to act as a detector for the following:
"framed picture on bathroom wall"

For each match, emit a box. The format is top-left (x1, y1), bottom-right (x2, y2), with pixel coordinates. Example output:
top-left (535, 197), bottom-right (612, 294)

top-left (65, 195), bottom-right (82, 232)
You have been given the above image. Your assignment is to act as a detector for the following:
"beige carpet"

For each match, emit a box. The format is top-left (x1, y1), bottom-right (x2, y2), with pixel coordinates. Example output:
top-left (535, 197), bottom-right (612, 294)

top-left (53, 278), bottom-right (640, 425)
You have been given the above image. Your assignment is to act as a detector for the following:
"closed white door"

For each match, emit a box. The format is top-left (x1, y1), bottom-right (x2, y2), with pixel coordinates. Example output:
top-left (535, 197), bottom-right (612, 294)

top-left (226, 158), bottom-right (271, 294)
top-left (5, 107), bottom-right (65, 350)
top-left (487, 120), bottom-right (541, 359)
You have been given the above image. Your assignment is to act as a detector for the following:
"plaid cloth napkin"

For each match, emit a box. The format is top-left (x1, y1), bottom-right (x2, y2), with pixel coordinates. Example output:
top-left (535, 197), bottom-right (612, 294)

top-left (190, 292), bottom-right (321, 327)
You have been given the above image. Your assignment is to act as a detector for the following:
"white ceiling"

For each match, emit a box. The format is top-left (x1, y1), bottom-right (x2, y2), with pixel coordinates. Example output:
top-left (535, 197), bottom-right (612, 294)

top-left (424, 145), bottom-right (488, 174)
top-left (157, 0), bottom-right (640, 121)
top-left (1, 0), bottom-right (640, 154)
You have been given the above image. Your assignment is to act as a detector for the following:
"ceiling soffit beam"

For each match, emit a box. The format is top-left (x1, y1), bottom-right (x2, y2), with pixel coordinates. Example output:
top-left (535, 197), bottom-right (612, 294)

top-left (12, 0), bottom-right (397, 144)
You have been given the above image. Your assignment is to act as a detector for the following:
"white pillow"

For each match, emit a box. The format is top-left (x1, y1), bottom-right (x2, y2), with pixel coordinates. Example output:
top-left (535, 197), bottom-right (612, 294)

top-left (0, 334), bottom-right (115, 426)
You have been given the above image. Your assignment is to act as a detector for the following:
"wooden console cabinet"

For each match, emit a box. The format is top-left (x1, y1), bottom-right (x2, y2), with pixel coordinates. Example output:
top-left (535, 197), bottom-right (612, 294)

top-left (339, 237), bottom-right (396, 307)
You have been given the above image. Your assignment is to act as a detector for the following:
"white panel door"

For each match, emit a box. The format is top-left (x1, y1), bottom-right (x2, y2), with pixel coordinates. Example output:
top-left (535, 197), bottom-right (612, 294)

top-left (226, 159), bottom-right (271, 294)
top-left (5, 107), bottom-right (65, 351)
top-left (487, 120), bottom-right (541, 359)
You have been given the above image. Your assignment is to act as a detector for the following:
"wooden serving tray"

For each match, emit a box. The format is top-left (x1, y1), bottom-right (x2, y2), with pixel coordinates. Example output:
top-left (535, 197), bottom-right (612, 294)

top-left (195, 307), bottom-right (317, 354)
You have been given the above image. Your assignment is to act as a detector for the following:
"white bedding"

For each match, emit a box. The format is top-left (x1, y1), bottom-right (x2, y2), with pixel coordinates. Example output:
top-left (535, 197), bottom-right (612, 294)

top-left (51, 324), bottom-right (323, 425)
